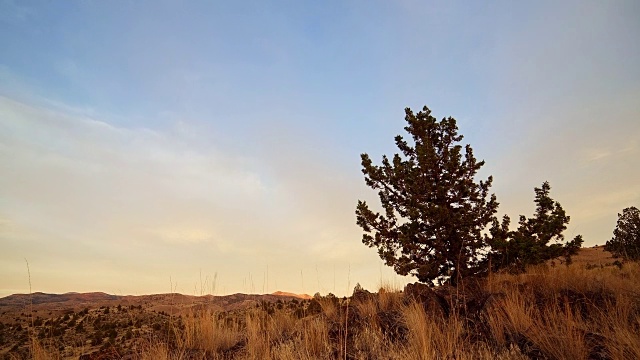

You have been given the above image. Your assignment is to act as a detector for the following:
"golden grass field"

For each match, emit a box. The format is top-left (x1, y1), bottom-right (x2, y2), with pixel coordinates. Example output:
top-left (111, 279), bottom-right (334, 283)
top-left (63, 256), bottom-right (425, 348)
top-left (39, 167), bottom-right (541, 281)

top-left (8, 247), bottom-right (640, 360)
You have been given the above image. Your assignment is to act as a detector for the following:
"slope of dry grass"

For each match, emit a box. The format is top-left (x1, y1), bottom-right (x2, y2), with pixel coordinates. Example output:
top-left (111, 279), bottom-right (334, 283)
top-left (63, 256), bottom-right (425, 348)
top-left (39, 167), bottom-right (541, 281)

top-left (7, 251), bottom-right (640, 360)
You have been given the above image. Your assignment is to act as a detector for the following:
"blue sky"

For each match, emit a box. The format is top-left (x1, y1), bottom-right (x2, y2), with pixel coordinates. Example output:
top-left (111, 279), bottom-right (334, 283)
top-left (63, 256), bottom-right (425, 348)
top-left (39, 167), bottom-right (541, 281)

top-left (1, 0), bottom-right (639, 297)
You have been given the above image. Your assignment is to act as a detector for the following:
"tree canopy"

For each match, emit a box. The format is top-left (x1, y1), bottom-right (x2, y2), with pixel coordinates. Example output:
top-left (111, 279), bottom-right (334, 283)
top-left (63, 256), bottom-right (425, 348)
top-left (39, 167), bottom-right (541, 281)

top-left (605, 206), bottom-right (640, 260)
top-left (486, 182), bottom-right (583, 273)
top-left (356, 105), bottom-right (583, 286)
top-left (355, 106), bottom-right (498, 285)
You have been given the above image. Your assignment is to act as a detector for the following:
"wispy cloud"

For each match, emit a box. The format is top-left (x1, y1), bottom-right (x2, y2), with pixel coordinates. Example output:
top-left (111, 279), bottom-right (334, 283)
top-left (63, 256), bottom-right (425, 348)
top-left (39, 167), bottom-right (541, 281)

top-left (1, 0), bottom-right (638, 297)
top-left (0, 95), bottom-right (395, 297)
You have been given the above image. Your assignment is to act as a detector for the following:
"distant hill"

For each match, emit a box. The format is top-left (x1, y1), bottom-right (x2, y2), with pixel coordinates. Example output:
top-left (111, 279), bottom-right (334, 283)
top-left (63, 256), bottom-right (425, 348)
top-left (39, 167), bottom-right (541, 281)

top-left (0, 290), bottom-right (310, 313)
top-left (272, 291), bottom-right (312, 300)
top-left (0, 292), bottom-right (120, 306)
top-left (1, 247), bottom-right (613, 310)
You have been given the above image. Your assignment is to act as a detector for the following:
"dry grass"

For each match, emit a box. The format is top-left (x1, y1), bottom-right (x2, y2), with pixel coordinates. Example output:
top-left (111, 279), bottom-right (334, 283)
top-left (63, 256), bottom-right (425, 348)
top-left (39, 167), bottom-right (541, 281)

top-left (178, 311), bottom-right (242, 355)
top-left (557, 245), bottom-right (618, 266)
top-left (20, 257), bottom-right (640, 360)
top-left (136, 341), bottom-right (176, 360)
top-left (401, 302), bottom-right (465, 359)
top-left (485, 261), bottom-right (640, 360)
top-left (28, 339), bottom-right (61, 360)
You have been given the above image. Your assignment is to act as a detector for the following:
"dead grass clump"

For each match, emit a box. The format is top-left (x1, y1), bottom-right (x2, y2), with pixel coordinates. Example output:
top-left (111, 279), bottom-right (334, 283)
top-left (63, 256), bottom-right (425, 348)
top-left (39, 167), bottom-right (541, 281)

top-left (30, 338), bottom-right (62, 360)
top-left (298, 316), bottom-right (331, 359)
top-left (351, 324), bottom-right (387, 359)
top-left (377, 281), bottom-right (402, 311)
top-left (178, 311), bottom-right (241, 354)
top-left (245, 310), bottom-right (271, 359)
top-left (267, 310), bottom-right (296, 342)
top-left (317, 296), bottom-right (339, 321)
top-left (353, 296), bottom-right (379, 328)
top-left (594, 295), bottom-right (640, 360)
top-left (401, 301), bottom-right (467, 359)
top-left (136, 341), bottom-right (177, 360)
top-left (528, 301), bottom-right (589, 360)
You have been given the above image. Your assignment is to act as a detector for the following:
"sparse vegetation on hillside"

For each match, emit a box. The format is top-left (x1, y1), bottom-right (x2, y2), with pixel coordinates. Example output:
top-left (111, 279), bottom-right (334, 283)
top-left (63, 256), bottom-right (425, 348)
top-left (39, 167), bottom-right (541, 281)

top-left (2, 248), bottom-right (639, 360)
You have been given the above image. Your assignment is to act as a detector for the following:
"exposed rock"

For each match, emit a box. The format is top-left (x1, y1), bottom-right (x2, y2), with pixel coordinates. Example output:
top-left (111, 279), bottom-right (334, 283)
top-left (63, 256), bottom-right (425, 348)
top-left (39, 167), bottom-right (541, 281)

top-left (351, 288), bottom-right (374, 303)
top-left (403, 282), bottom-right (448, 317)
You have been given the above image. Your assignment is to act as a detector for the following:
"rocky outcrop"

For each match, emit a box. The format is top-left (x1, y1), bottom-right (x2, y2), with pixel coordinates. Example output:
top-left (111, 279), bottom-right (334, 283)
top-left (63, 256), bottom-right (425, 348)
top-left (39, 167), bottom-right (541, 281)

top-left (403, 282), bottom-right (449, 317)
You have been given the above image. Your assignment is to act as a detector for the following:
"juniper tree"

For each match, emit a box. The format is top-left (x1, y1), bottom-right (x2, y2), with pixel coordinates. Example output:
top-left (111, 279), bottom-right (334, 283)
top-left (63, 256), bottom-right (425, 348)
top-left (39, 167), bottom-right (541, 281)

top-left (605, 206), bottom-right (640, 260)
top-left (356, 106), bottom-right (498, 285)
top-left (486, 182), bottom-right (583, 272)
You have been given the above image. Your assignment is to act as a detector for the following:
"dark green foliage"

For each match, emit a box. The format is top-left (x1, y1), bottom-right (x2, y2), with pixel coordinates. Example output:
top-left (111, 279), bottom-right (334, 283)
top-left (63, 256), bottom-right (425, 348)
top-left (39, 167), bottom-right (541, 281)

top-left (353, 283), bottom-right (364, 293)
top-left (306, 299), bottom-right (322, 315)
top-left (259, 300), bottom-right (269, 312)
top-left (605, 206), bottom-right (640, 260)
top-left (52, 326), bottom-right (63, 337)
top-left (486, 182), bottom-right (583, 273)
top-left (356, 106), bottom-right (498, 285)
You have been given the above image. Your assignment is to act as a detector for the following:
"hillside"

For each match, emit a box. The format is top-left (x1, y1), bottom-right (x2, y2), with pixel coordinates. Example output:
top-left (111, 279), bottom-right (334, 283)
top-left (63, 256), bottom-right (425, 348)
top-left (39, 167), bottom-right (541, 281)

top-left (1, 247), bottom-right (637, 360)
top-left (0, 291), bottom-right (311, 315)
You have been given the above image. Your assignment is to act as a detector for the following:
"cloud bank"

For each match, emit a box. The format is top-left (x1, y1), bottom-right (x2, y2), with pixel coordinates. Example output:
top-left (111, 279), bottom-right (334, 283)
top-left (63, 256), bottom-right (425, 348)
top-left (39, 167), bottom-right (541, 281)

top-left (0, 95), bottom-right (400, 297)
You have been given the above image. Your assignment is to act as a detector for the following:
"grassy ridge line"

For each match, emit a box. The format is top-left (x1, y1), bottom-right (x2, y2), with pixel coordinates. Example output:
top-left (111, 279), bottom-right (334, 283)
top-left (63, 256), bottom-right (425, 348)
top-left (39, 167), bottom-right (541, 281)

top-left (22, 258), bottom-right (640, 360)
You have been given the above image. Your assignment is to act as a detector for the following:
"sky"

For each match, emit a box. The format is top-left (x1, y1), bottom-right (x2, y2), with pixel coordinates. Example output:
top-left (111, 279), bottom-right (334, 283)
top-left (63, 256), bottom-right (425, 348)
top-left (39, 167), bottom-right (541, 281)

top-left (1, 0), bottom-right (639, 298)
